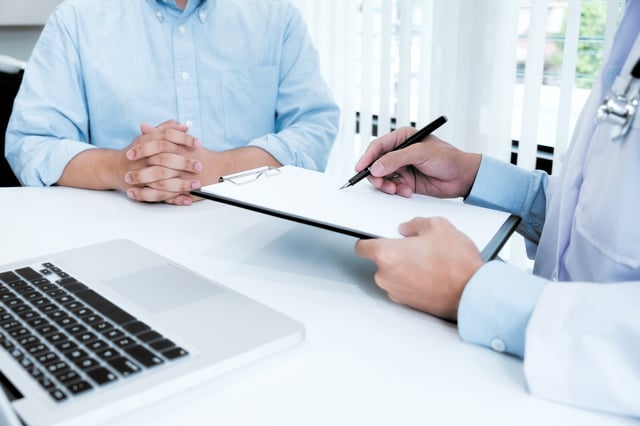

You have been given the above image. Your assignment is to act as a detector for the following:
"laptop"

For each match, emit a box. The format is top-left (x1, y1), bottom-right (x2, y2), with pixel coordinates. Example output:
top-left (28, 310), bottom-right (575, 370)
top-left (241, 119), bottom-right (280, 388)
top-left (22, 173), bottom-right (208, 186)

top-left (0, 239), bottom-right (304, 425)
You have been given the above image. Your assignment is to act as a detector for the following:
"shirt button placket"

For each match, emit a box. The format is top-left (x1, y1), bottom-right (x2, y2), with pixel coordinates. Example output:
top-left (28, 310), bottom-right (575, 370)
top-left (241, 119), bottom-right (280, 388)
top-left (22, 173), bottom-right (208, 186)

top-left (173, 21), bottom-right (199, 137)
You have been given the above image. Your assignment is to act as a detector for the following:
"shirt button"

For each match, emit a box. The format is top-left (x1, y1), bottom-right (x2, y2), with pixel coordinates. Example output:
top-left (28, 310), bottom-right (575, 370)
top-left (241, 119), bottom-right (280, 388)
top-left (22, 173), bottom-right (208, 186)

top-left (156, 11), bottom-right (162, 19)
top-left (199, 12), bottom-right (206, 20)
top-left (490, 338), bottom-right (506, 353)
top-left (181, 71), bottom-right (190, 80)
top-left (179, 25), bottom-right (186, 34)
top-left (185, 120), bottom-right (193, 128)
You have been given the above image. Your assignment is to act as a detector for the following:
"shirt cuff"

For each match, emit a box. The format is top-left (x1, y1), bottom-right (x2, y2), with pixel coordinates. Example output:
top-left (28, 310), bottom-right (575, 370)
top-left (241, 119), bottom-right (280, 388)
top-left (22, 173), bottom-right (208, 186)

top-left (465, 155), bottom-right (533, 214)
top-left (458, 260), bottom-right (548, 358)
top-left (16, 139), bottom-right (96, 186)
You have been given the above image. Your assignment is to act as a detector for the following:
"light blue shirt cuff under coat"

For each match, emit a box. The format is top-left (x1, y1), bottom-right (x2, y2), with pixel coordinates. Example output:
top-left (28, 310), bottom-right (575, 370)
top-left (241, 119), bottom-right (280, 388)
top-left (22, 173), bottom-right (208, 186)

top-left (466, 155), bottom-right (536, 214)
top-left (458, 260), bottom-right (548, 358)
top-left (465, 155), bottom-right (548, 248)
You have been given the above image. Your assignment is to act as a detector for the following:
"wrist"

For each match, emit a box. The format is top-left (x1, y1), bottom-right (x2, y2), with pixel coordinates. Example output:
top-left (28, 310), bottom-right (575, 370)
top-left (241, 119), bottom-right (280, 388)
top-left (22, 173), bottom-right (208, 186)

top-left (460, 153), bottom-right (482, 198)
top-left (104, 149), bottom-right (130, 191)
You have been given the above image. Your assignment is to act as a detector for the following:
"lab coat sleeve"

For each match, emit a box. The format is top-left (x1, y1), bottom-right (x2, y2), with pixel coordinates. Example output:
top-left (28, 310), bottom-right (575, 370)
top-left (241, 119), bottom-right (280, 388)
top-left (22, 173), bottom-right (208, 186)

top-left (459, 262), bottom-right (640, 418)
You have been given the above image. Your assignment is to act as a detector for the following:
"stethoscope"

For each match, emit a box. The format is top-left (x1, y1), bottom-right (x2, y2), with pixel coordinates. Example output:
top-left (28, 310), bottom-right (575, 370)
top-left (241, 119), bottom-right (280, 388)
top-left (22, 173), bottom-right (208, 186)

top-left (596, 57), bottom-right (640, 141)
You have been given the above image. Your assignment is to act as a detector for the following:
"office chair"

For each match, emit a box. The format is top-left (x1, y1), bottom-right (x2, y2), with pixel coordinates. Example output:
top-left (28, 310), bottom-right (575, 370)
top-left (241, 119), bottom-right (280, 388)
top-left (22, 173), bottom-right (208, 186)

top-left (0, 69), bottom-right (22, 187)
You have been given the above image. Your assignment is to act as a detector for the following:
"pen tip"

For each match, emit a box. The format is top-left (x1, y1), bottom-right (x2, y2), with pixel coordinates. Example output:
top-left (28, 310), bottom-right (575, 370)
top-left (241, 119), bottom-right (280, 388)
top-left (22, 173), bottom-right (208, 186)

top-left (339, 182), bottom-right (350, 190)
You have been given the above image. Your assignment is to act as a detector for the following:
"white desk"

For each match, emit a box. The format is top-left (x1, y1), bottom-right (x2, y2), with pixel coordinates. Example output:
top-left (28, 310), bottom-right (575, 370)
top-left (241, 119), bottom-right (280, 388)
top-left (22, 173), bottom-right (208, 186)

top-left (0, 187), bottom-right (635, 426)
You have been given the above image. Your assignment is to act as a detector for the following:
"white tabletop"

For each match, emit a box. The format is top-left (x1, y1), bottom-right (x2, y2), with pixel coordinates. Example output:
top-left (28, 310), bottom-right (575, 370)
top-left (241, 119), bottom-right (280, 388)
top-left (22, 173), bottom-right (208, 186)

top-left (0, 187), bottom-right (634, 426)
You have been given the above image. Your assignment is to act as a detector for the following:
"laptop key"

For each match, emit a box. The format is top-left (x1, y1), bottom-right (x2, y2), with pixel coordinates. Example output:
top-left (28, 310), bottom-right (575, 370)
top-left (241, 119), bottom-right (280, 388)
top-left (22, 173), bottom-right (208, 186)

top-left (66, 380), bottom-right (92, 395)
top-left (137, 330), bottom-right (162, 343)
top-left (56, 370), bottom-right (81, 385)
top-left (122, 321), bottom-right (150, 335)
top-left (31, 278), bottom-right (51, 287)
top-left (107, 356), bottom-right (141, 376)
top-left (65, 282), bottom-right (89, 293)
top-left (47, 360), bottom-right (71, 375)
top-left (36, 351), bottom-right (58, 365)
top-left (96, 347), bottom-right (120, 360)
top-left (10, 327), bottom-right (29, 338)
top-left (27, 365), bottom-right (44, 379)
top-left (74, 289), bottom-right (136, 325)
top-left (113, 336), bottom-right (136, 349)
top-left (75, 357), bottom-right (101, 371)
top-left (0, 271), bottom-right (21, 284)
top-left (91, 321), bottom-right (113, 333)
top-left (27, 343), bottom-right (49, 356)
top-left (34, 324), bottom-right (59, 336)
top-left (55, 340), bottom-right (78, 353)
top-left (124, 345), bottom-right (164, 368)
top-left (86, 339), bottom-right (109, 352)
top-left (86, 366), bottom-right (117, 385)
top-left (56, 277), bottom-right (77, 286)
top-left (15, 267), bottom-right (42, 282)
top-left (162, 347), bottom-right (189, 360)
top-left (50, 388), bottom-right (68, 401)
top-left (149, 339), bottom-right (175, 352)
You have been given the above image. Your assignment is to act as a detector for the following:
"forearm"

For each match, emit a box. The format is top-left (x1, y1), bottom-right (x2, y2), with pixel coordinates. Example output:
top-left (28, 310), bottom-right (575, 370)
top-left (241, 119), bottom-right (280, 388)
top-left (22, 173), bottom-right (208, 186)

top-left (57, 148), bottom-right (127, 190)
top-left (201, 146), bottom-right (282, 185)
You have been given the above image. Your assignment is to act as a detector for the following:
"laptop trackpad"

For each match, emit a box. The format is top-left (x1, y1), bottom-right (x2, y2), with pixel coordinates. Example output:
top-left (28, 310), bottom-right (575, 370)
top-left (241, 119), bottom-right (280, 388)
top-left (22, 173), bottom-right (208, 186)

top-left (104, 264), bottom-right (223, 313)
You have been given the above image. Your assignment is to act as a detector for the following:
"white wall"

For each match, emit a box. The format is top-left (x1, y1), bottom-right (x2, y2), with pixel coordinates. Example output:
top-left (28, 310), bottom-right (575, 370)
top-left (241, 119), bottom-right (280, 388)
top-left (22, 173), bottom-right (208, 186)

top-left (0, 0), bottom-right (62, 60)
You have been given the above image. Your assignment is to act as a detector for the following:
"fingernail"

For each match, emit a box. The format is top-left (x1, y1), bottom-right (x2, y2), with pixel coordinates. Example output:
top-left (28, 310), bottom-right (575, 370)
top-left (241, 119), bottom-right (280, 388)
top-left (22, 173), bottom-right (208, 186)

top-left (191, 180), bottom-right (201, 189)
top-left (193, 139), bottom-right (201, 148)
top-left (124, 173), bottom-right (133, 184)
top-left (193, 161), bottom-right (202, 172)
top-left (370, 162), bottom-right (384, 176)
top-left (126, 149), bottom-right (135, 160)
top-left (126, 190), bottom-right (136, 199)
top-left (182, 198), bottom-right (192, 206)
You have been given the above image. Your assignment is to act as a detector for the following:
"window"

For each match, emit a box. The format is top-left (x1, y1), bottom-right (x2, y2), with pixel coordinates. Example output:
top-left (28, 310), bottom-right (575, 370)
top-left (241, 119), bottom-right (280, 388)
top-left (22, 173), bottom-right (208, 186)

top-left (292, 0), bottom-right (625, 176)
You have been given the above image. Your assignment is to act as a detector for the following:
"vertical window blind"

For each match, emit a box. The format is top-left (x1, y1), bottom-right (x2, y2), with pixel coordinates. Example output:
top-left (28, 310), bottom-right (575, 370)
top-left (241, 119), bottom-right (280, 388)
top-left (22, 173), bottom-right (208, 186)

top-left (291, 0), bottom-right (624, 178)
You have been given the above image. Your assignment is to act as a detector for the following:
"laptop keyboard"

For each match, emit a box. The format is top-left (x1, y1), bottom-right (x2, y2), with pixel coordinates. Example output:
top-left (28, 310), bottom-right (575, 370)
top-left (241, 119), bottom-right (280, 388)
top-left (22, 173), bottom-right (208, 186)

top-left (0, 263), bottom-right (189, 402)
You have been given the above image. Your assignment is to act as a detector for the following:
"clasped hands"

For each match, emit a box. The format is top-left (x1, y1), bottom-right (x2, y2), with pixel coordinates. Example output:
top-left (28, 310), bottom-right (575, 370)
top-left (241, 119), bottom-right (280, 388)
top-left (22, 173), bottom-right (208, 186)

top-left (122, 120), bottom-right (206, 206)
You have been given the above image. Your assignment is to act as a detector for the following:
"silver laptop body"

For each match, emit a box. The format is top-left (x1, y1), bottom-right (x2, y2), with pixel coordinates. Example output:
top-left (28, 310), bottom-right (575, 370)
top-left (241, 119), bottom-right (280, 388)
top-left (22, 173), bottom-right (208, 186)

top-left (0, 239), bottom-right (304, 425)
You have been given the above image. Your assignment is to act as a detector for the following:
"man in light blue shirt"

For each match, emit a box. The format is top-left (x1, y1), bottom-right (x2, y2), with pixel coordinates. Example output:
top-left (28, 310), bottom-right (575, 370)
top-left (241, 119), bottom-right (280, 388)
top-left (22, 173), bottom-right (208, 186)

top-left (5, 0), bottom-right (339, 205)
top-left (354, 0), bottom-right (639, 418)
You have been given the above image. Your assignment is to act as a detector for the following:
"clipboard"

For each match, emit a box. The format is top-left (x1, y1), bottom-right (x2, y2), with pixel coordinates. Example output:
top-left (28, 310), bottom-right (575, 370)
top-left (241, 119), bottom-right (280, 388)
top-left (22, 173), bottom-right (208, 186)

top-left (192, 165), bottom-right (521, 261)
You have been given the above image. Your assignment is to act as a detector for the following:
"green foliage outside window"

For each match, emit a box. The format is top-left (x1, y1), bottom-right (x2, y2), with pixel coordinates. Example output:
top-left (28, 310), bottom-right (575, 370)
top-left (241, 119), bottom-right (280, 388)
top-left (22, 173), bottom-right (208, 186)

top-left (550, 1), bottom-right (623, 89)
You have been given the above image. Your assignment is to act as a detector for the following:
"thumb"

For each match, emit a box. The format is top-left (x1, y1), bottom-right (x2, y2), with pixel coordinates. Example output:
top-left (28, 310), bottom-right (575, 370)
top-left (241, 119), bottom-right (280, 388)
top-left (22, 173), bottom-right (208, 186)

top-left (140, 122), bottom-right (155, 134)
top-left (354, 238), bottom-right (378, 261)
top-left (398, 217), bottom-right (434, 237)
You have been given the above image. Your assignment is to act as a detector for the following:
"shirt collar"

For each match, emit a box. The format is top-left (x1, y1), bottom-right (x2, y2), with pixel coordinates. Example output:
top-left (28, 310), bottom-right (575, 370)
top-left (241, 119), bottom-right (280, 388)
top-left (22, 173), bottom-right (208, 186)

top-left (150, 0), bottom-right (213, 24)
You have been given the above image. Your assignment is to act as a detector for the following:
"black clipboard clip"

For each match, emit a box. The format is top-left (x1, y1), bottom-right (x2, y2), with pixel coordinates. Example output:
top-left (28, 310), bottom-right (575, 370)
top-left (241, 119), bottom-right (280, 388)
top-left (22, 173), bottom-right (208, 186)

top-left (218, 166), bottom-right (282, 185)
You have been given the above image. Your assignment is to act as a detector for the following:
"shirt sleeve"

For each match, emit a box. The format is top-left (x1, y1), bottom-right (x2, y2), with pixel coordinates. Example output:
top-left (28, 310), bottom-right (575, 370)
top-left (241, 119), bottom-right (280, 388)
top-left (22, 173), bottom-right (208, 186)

top-left (458, 260), bottom-right (547, 358)
top-left (246, 5), bottom-right (340, 172)
top-left (465, 156), bottom-right (550, 247)
top-left (5, 7), bottom-right (95, 186)
top-left (458, 262), bottom-right (640, 418)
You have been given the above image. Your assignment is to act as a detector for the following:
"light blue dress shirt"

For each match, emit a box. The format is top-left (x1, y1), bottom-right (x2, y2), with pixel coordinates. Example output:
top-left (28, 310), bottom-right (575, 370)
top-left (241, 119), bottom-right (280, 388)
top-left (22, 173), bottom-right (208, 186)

top-left (458, 0), bottom-right (640, 417)
top-left (5, 0), bottom-right (340, 186)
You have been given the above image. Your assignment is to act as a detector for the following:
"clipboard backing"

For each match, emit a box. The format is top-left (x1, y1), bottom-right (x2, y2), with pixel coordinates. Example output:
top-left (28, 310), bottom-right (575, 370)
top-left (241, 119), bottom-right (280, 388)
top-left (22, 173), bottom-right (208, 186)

top-left (192, 165), bottom-right (520, 261)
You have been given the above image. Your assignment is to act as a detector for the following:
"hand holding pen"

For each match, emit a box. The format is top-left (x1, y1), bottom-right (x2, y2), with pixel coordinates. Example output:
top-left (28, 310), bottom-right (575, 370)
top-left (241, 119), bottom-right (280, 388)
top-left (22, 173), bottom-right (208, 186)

top-left (345, 116), bottom-right (482, 199)
top-left (341, 115), bottom-right (448, 189)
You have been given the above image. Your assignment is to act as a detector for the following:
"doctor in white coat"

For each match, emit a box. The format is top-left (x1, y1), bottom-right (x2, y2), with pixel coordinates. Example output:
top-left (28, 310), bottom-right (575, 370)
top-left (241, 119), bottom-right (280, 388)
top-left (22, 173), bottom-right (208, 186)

top-left (354, 0), bottom-right (640, 418)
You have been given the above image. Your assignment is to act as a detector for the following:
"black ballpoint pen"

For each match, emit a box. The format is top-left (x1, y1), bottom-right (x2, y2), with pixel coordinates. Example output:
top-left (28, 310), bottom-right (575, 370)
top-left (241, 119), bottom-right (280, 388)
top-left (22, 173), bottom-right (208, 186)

top-left (340, 115), bottom-right (448, 189)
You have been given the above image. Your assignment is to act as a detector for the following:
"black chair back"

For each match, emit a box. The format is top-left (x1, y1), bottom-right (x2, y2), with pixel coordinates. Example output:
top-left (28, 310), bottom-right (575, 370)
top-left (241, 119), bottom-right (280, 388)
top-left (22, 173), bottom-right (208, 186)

top-left (1, 70), bottom-right (23, 187)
